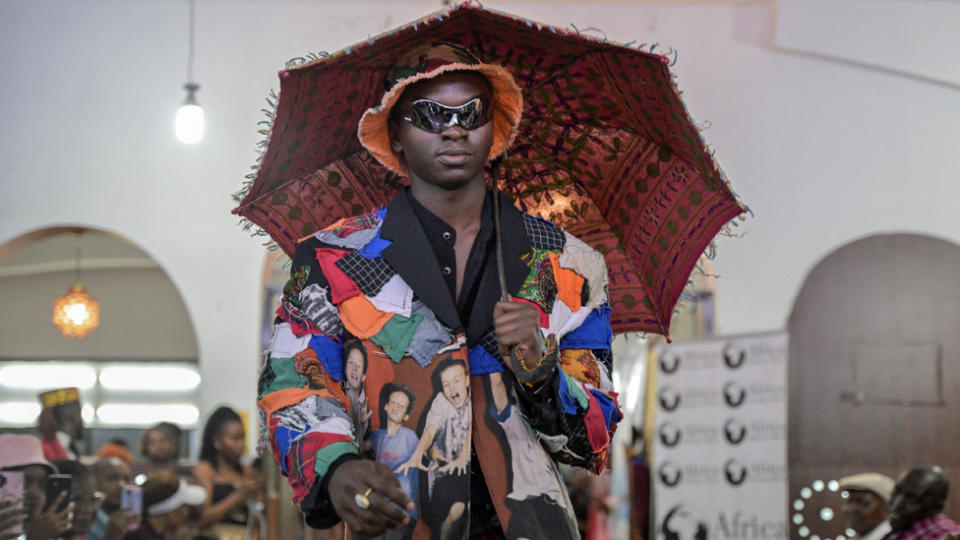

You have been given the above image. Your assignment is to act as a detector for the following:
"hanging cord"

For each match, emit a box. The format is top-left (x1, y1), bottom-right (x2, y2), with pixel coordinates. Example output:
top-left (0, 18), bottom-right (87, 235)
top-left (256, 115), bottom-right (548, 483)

top-left (73, 231), bottom-right (83, 285)
top-left (186, 0), bottom-right (195, 83)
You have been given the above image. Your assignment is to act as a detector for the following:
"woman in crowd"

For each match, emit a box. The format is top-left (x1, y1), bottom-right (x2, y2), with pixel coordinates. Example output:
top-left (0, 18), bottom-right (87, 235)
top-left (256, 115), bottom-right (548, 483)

top-left (192, 406), bottom-right (263, 540)
top-left (122, 470), bottom-right (204, 540)
top-left (0, 434), bottom-right (73, 540)
top-left (133, 423), bottom-right (182, 480)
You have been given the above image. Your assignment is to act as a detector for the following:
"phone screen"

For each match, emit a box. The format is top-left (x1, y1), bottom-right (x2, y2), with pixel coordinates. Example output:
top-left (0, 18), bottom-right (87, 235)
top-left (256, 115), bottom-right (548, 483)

top-left (0, 471), bottom-right (24, 535)
top-left (45, 474), bottom-right (72, 512)
top-left (121, 485), bottom-right (143, 515)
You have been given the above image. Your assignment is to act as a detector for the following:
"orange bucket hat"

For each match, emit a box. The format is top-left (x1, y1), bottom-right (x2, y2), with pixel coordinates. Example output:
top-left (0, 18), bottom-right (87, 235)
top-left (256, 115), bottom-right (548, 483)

top-left (357, 42), bottom-right (523, 176)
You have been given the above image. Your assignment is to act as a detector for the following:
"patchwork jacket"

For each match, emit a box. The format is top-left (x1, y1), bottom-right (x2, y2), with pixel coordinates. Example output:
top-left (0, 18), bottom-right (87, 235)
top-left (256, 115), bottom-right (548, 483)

top-left (259, 189), bottom-right (621, 539)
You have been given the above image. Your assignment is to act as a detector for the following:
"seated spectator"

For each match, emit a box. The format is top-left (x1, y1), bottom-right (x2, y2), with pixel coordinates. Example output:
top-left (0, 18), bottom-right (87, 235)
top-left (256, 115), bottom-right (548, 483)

top-left (88, 457), bottom-right (138, 540)
top-left (838, 472), bottom-right (895, 540)
top-left (192, 406), bottom-right (263, 540)
top-left (0, 433), bottom-right (72, 539)
top-left (887, 466), bottom-right (960, 540)
top-left (122, 471), bottom-right (205, 540)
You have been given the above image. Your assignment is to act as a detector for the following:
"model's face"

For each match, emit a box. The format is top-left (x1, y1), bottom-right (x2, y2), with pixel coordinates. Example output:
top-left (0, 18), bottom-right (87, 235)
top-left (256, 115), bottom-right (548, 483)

top-left (145, 430), bottom-right (177, 462)
top-left (96, 461), bottom-right (130, 509)
top-left (390, 72), bottom-right (494, 191)
top-left (841, 490), bottom-right (886, 535)
top-left (345, 349), bottom-right (365, 389)
top-left (69, 475), bottom-right (99, 534)
top-left (384, 391), bottom-right (411, 425)
top-left (440, 365), bottom-right (468, 408)
top-left (215, 421), bottom-right (246, 463)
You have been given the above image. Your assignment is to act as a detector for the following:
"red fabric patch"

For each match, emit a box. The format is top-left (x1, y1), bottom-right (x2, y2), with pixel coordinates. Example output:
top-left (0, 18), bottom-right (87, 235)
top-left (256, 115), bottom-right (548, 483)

top-left (582, 382), bottom-right (610, 465)
top-left (314, 248), bottom-right (362, 304)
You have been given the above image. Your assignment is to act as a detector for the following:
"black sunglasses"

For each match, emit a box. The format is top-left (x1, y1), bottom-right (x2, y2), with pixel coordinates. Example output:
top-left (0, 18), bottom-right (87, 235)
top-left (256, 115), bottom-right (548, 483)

top-left (401, 96), bottom-right (492, 133)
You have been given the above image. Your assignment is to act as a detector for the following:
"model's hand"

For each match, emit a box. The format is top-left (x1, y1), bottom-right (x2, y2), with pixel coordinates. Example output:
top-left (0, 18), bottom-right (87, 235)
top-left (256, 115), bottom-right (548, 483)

top-left (328, 460), bottom-right (413, 537)
top-left (494, 299), bottom-right (553, 384)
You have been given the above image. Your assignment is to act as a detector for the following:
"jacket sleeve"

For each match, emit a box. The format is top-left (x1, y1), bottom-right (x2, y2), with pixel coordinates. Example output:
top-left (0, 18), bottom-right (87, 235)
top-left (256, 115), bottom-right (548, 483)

top-left (257, 237), bottom-right (357, 527)
top-left (511, 237), bottom-right (621, 473)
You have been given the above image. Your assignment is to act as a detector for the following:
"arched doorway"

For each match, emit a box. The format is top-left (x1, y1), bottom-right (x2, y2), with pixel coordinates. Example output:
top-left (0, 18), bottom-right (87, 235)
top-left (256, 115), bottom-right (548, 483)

top-left (787, 233), bottom-right (960, 539)
top-left (0, 226), bottom-right (200, 456)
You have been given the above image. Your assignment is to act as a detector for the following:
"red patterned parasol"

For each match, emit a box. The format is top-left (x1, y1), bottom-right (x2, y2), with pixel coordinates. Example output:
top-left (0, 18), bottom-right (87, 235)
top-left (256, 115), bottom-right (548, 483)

top-left (232, 2), bottom-right (746, 337)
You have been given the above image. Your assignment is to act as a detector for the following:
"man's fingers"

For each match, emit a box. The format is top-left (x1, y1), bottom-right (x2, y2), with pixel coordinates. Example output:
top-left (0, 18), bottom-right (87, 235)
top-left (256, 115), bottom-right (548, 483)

top-left (369, 463), bottom-right (413, 510)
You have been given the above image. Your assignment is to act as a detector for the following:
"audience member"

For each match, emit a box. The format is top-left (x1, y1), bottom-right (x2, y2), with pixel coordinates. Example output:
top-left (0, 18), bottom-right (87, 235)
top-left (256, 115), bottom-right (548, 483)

top-left (88, 457), bottom-right (137, 540)
top-left (838, 472), bottom-right (895, 540)
top-left (96, 440), bottom-right (134, 467)
top-left (53, 460), bottom-right (100, 538)
top-left (122, 471), bottom-right (204, 540)
top-left (192, 406), bottom-right (263, 540)
top-left (37, 387), bottom-right (85, 460)
top-left (132, 423), bottom-right (183, 483)
top-left (887, 466), bottom-right (960, 540)
top-left (0, 433), bottom-right (73, 539)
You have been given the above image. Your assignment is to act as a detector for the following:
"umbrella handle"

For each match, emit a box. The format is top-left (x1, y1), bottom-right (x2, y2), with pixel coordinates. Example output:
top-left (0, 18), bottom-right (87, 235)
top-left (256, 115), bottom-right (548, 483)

top-left (491, 165), bottom-right (555, 385)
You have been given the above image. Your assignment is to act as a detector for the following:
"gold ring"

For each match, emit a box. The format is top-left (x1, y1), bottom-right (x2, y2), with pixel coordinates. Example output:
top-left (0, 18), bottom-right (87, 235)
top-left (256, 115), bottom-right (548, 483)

top-left (354, 487), bottom-right (373, 510)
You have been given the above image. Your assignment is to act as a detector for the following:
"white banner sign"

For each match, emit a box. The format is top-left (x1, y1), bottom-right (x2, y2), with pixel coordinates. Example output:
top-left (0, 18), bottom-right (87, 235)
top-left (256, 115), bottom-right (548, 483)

top-left (652, 333), bottom-right (789, 540)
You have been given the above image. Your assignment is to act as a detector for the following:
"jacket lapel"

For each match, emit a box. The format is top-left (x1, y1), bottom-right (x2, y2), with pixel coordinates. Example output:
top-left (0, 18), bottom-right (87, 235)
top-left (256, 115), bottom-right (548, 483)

top-left (464, 191), bottom-right (531, 346)
top-left (379, 190), bottom-right (463, 332)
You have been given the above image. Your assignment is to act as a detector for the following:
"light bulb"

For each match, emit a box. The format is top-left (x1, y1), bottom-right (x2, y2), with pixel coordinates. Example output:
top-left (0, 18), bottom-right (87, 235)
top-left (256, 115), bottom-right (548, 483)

top-left (175, 82), bottom-right (204, 144)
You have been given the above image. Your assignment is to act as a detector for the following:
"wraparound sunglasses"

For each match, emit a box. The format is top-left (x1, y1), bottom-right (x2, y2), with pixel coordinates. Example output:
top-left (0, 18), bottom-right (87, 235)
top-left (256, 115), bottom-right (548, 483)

top-left (401, 95), bottom-right (492, 133)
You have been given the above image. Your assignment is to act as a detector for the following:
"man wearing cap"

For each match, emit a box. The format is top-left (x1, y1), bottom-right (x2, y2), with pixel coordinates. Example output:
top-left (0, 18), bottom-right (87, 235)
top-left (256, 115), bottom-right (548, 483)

top-left (838, 473), bottom-right (895, 540)
top-left (886, 466), bottom-right (960, 540)
top-left (37, 387), bottom-right (85, 461)
top-left (0, 433), bottom-right (74, 539)
top-left (259, 42), bottom-right (619, 539)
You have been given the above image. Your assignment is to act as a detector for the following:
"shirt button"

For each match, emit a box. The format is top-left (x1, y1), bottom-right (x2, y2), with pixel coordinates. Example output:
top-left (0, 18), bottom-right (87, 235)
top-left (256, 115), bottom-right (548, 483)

top-left (442, 231), bottom-right (452, 241)
top-left (442, 266), bottom-right (452, 276)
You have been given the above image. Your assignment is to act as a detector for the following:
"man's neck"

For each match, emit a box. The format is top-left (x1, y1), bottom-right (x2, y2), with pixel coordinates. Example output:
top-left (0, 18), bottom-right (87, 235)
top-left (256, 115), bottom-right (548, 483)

top-left (408, 177), bottom-right (486, 231)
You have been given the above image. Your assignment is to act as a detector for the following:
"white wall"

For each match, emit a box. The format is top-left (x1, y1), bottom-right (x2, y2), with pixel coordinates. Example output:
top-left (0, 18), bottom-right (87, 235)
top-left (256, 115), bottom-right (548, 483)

top-left (2, 1), bottom-right (958, 429)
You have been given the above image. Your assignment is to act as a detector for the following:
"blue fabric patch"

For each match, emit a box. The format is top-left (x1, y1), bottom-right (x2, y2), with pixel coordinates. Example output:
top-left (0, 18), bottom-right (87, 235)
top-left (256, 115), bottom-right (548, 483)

top-left (589, 389), bottom-right (620, 430)
top-left (559, 305), bottom-right (613, 350)
top-left (309, 335), bottom-right (343, 382)
top-left (556, 369), bottom-right (579, 416)
top-left (274, 424), bottom-right (307, 475)
top-left (468, 344), bottom-right (504, 375)
top-left (358, 234), bottom-right (391, 259)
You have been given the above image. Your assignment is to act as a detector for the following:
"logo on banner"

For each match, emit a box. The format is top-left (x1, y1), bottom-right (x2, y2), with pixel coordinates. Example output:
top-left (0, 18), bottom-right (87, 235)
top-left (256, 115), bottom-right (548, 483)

top-left (662, 505), bottom-right (709, 540)
top-left (659, 462), bottom-right (683, 487)
top-left (724, 459), bottom-right (749, 486)
top-left (659, 423), bottom-right (682, 447)
top-left (723, 418), bottom-right (748, 445)
top-left (723, 342), bottom-right (747, 369)
top-left (659, 386), bottom-right (682, 411)
top-left (722, 381), bottom-right (746, 408)
top-left (660, 352), bottom-right (682, 374)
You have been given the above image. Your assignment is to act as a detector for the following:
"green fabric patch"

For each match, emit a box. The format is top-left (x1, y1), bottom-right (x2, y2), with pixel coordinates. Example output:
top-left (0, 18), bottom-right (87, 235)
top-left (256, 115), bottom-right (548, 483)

top-left (370, 312), bottom-right (423, 363)
top-left (516, 248), bottom-right (553, 307)
top-left (314, 441), bottom-right (359, 479)
top-left (259, 357), bottom-right (307, 400)
top-left (563, 370), bottom-right (590, 410)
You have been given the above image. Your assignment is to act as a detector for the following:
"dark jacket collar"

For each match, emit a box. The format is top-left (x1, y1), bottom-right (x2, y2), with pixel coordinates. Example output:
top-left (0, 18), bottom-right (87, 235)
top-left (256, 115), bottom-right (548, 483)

top-left (378, 188), bottom-right (530, 344)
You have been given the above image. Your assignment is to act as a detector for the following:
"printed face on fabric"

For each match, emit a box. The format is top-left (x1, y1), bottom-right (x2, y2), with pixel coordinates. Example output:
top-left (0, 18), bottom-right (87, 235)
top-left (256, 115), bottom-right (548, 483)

top-left (385, 390), bottom-right (411, 425)
top-left (389, 71), bottom-right (494, 192)
top-left (440, 362), bottom-right (468, 409)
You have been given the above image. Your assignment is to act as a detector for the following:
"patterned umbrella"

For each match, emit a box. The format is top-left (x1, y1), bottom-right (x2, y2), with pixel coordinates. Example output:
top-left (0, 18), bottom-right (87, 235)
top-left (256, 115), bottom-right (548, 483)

top-left (232, 2), bottom-right (746, 337)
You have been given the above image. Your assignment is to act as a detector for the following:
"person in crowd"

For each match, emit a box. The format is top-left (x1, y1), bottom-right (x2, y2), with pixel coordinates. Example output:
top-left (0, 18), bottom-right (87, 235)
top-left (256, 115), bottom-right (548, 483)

top-left (122, 471), bottom-right (205, 540)
top-left (887, 466), bottom-right (960, 540)
top-left (95, 440), bottom-right (134, 467)
top-left (37, 387), bottom-right (85, 461)
top-left (838, 472), bottom-right (895, 540)
top-left (87, 457), bottom-right (138, 540)
top-left (134, 423), bottom-right (182, 479)
top-left (53, 460), bottom-right (100, 539)
top-left (0, 433), bottom-right (73, 540)
top-left (258, 41), bottom-right (618, 539)
top-left (192, 406), bottom-right (263, 540)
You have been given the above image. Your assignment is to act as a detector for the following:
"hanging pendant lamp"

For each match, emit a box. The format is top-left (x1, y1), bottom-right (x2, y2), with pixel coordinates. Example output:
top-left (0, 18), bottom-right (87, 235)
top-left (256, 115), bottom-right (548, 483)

top-left (52, 231), bottom-right (100, 339)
